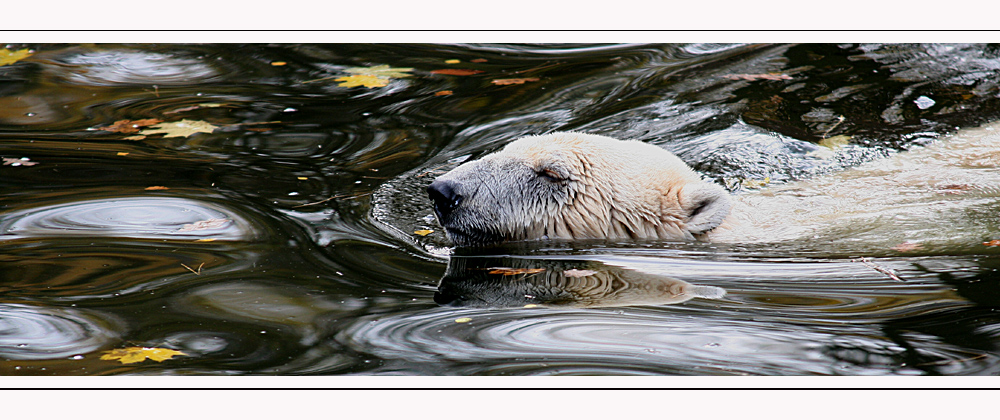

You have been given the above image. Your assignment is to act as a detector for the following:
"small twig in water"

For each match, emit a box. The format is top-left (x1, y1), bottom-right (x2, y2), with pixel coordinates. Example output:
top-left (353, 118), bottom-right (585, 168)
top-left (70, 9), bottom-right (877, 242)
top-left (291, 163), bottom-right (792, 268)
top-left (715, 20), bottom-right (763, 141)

top-left (293, 192), bottom-right (371, 208)
top-left (181, 262), bottom-right (204, 275)
top-left (822, 115), bottom-right (846, 139)
top-left (852, 257), bottom-right (904, 282)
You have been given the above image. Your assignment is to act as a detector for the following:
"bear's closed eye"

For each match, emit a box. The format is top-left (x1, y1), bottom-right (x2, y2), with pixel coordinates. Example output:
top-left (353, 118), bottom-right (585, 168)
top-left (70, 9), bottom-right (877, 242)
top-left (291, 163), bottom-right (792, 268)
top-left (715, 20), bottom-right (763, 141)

top-left (537, 168), bottom-right (564, 182)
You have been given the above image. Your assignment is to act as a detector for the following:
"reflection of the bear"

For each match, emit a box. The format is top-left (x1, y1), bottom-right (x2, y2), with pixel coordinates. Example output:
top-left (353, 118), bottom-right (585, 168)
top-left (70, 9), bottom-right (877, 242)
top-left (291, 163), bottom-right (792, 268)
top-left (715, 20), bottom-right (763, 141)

top-left (435, 255), bottom-right (725, 308)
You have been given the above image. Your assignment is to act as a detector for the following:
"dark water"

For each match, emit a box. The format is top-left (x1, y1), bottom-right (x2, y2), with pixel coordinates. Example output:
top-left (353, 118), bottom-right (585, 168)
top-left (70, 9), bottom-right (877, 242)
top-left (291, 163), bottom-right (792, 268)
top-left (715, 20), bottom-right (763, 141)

top-left (2, 43), bottom-right (1000, 376)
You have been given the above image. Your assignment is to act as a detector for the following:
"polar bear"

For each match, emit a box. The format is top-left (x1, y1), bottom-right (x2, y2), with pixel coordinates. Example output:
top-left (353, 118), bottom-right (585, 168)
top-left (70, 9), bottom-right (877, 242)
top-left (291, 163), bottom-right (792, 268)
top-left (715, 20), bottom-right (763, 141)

top-left (427, 123), bottom-right (1000, 247)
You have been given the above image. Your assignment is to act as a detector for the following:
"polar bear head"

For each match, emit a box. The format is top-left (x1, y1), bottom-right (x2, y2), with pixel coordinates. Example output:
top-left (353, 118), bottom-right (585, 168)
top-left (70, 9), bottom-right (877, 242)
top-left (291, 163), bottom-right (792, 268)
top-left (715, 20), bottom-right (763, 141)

top-left (427, 132), bottom-right (732, 247)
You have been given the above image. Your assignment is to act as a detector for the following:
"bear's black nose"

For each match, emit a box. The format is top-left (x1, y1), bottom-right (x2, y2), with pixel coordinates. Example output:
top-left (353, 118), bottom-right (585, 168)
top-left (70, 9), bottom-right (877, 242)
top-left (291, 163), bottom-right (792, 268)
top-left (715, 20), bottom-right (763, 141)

top-left (427, 179), bottom-right (463, 220)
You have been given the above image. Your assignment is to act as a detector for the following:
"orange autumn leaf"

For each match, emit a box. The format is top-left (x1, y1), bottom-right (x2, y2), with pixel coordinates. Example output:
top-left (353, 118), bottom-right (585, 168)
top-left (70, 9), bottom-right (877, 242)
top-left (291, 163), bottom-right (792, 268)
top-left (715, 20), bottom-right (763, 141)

top-left (144, 186), bottom-right (170, 190)
top-left (470, 58), bottom-right (488, 63)
top-left (434, 90), bottom-right (453, 96)
top-left (103, 119), bottom-right (164, 134)
top-left (984, 240), bottom-right (1000, 247)
top-left (487, 267), bottom-right (546, 276)
top-left (430, 69), bottom-right (484, 76)
top-left (492, 77), bottom-right (540, 86)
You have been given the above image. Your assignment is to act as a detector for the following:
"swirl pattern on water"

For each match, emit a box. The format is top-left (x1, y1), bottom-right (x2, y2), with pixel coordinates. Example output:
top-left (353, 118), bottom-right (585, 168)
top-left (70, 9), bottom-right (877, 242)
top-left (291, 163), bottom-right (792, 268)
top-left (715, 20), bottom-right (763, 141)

top-left (0, 196), bottom-right (257, 241)
top-left (46, 49), bottom-right (222, 86)
top-left (0, 304), bottom-right (122, 361)
top-left (334, 308), bottom-right (854, 375)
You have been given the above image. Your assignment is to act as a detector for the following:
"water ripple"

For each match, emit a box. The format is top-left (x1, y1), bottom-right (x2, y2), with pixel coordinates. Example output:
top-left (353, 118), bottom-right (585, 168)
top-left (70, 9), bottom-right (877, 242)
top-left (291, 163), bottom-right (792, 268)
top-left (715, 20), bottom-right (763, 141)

top-left (44, 48), bottom-right (222, 86)
top-left (0, 304), bottom-right (122, 361)
top-left (337, 308), bottom-right (874, 375)
top-left (1, 196), bottom-right (257, 241)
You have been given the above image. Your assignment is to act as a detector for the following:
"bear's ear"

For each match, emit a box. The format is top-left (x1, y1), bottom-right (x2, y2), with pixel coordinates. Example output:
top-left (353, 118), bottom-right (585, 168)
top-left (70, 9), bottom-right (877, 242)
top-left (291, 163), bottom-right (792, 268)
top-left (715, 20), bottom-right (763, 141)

top-left (679, 183), bottom-right (732, 235)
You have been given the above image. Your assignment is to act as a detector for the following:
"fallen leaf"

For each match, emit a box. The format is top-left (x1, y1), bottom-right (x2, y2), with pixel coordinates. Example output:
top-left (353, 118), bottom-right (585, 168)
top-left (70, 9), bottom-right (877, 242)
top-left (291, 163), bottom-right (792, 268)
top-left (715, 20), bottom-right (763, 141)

top-left (116, 152), bottom-right (129, 156)
top-left (434, 90), bottom-right (453, 96)
top-left (177, 218), bottom-right (230, 232)
top-left (103, 118), bottom-right (163, 134)
top-left (431, 69), bottom-right (484, 76)
top-left (2, 157), bottom-right (38, 166)
top-left (413, 229), bottom-right (434, 236)
top-left (523, 304), bottom-right (539, 308)
top-left (741, 177), bottom-right (771, 189)
top-left (984, 240), bottom-right (1000, 247)
top-left (144, 186), bottom-right (169, 190)
top-left (890, 241), bottom-right (923, 252)
top-left (487, 267), bottom-right (546, 276)
top-left (297, 177), bottom-right (309, 180)
top-left (454, 317), bottom-right (472, 323)
top-left (345, 65), bottom-right (414, 79)
top-left (139, 119), bottom-right (218, 138)
top-left (563, 269), bottom-right (598, 277)
top-left (335, 74), bottom-right (390, 88)
top-left (724, 73), bottom-right (792, 81)
top-left (492, 77), bottom-right (540, 85)
top-left (445, 59), bottom-right (461, 64)
top-left (470, 58), bottom-right (488, 63)
top-left (819, 135), bottom-right (851, 149)
top-left (271, 61), bottom-right (287, 66)
top-left (195, 238), bottom-right (217, 242)
top-left (0, 48), bottom-right (33, 66)
top-left (124, 135), bottom-right (146, 141)
top-left (100, 347), bottom-right (187, 364)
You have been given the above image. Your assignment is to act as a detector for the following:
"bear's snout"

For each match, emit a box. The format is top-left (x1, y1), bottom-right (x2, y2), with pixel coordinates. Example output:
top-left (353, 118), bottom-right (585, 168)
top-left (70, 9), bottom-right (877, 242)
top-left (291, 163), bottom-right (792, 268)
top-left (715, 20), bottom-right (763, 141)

top-left (427, 179), bottom-right (464, 221)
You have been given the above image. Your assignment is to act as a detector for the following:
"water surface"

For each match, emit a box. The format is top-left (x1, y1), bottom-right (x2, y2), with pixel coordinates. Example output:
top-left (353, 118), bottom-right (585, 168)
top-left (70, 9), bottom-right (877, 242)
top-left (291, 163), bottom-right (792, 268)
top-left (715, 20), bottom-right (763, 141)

top-left (2, 43), bottom-right (1000, 376)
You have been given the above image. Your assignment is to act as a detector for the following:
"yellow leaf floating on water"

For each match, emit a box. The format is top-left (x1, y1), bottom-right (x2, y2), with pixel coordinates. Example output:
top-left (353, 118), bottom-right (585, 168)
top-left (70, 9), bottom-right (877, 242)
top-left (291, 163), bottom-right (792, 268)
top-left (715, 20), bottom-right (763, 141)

top-left (741, 177), bottom-right (771, 189)
top-left (334, 65), bottom-right (414, 88)
top-left (345, 65), bottom-right (414, 79)
top-left (139, 119), bottom-right (218, 138)
top-left (819, 135), bottom-right (852, 149)
top-left (454, 317), bottom-right (472, 323)
top-left (335, 74), bottom-right (390, 88)
top-left (413, 229), bottom-right (434, 236)
top-left (0, 48), bottom-right (33, 66)
top-left (100, 347), bottom-right (187, 364)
